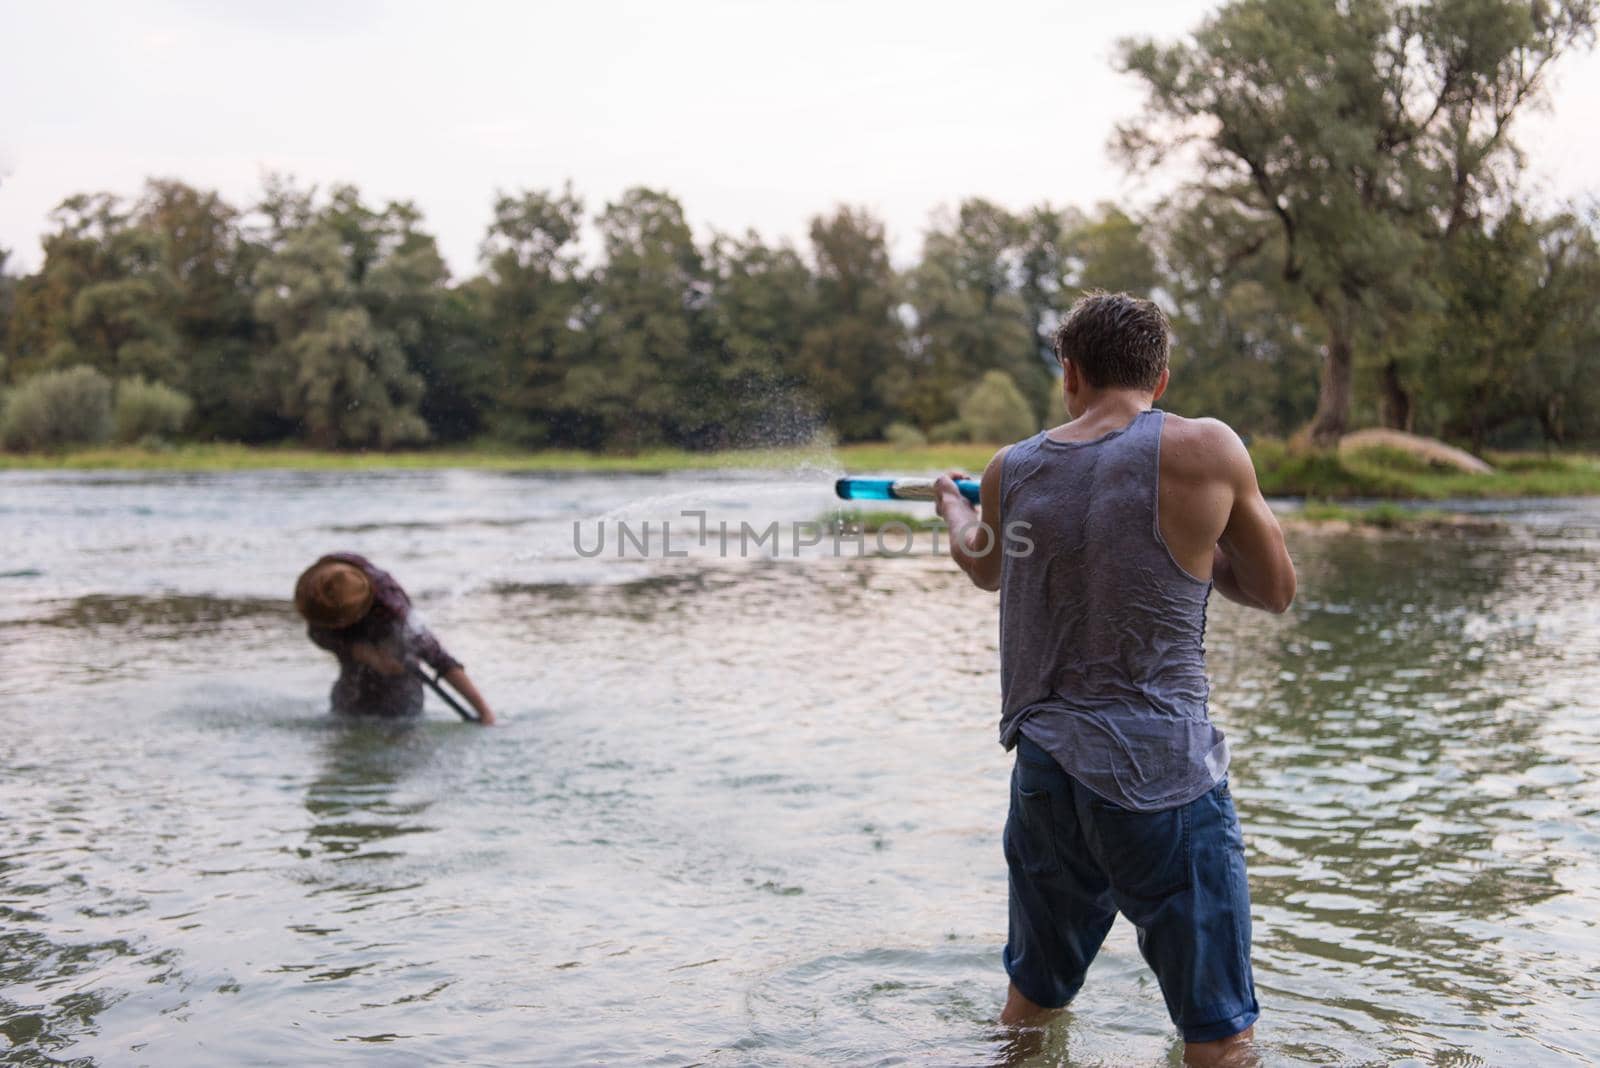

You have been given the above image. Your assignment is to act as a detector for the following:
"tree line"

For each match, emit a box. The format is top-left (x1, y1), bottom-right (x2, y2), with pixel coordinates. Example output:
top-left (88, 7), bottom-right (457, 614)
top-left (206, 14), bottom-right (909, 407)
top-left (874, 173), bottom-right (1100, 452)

top-left (1, 0), bottom-right (1595, 455)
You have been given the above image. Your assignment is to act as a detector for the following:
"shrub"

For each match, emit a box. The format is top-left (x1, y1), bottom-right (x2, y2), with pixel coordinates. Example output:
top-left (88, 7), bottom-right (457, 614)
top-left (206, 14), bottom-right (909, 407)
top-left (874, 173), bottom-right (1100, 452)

top-left (928, 419), bottom-right (969, 444)
top-left (958, 370), bottom-right (1037, 443)
top-left (0, 366), bottom-right (113, 451)
top-left (114, 377), bottom-right (193, 444)
top-left (884, 421), bottom-right (928, 448)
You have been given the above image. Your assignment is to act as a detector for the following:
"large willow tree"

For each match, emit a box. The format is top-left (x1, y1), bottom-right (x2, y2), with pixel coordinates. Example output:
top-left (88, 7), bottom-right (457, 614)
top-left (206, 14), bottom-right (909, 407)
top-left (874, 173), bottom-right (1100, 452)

top-left (1115, 0), bottom-right (1595, 445)
top-left (252, 184), bottom-right (440, 448)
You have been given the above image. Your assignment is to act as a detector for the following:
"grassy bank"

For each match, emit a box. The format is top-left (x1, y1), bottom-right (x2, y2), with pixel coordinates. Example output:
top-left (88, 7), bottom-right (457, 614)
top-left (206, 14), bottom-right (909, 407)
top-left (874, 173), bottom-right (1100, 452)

top-left (5, 438), bottom-right (1599, 499)
top-left (0, 440), bottom-right (1001, 476)
top-left (1250, 440), bottom-right (1600, 499)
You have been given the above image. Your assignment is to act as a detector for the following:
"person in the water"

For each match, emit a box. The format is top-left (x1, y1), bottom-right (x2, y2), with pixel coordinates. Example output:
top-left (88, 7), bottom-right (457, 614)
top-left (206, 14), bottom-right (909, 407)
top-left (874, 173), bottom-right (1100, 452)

top-left (934, 292), bottom-right (1295, 1066)
top-left (294, 552), bottom-right (495, 725)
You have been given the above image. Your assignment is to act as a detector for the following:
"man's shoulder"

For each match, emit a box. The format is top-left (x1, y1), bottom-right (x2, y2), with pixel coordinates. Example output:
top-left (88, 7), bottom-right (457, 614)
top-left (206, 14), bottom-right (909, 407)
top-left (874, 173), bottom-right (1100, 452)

top-left (1159, 413), bottom-right (1250, 476)
top-left (1160, 411), bottom-right (1239, 442)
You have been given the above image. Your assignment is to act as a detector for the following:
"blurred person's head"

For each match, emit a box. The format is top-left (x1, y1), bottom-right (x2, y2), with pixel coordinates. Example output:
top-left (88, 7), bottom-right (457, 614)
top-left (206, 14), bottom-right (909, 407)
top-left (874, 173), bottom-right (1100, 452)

top-left (294, 558), bottom-right (373, 629)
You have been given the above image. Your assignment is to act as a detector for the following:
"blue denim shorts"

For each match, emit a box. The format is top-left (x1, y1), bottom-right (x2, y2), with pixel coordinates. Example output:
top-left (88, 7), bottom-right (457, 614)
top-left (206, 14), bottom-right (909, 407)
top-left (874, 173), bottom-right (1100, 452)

top-left (1003, 734), bottom-right (1259, 1043)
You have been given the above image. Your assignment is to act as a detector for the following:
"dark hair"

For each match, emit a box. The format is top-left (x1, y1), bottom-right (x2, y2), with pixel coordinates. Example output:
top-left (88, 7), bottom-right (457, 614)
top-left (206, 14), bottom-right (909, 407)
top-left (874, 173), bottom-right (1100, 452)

top-left (1052, 291), bottom-right (1170, 391)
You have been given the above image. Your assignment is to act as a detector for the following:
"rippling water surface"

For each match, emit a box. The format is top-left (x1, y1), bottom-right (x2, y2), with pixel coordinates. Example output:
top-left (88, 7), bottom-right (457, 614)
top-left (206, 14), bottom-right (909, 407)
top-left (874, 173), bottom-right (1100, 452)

top-left (2, 470), bottom-right (1597, 1065)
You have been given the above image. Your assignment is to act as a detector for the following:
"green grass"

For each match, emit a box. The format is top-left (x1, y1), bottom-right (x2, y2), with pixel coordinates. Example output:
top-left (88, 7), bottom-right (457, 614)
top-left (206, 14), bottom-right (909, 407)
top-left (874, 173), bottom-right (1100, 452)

top-left (1298, 501), bottom-right (1431, 529)
top-left (6, 437), bottom-right (1600, 500)
top-left (817, 442), bottom-right (999, 476)
top-left (1250, 439), bottom-right (1600, 500)
top-left (0, 440), bottom-right (1001, 475)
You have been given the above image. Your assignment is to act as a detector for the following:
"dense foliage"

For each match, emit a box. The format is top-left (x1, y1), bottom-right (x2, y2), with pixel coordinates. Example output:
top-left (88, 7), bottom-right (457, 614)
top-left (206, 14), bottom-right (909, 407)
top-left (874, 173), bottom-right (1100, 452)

top-left (1117, 0), bottom-right (1597, 445)
top-left (0, 2), bottom-right (1595, 454)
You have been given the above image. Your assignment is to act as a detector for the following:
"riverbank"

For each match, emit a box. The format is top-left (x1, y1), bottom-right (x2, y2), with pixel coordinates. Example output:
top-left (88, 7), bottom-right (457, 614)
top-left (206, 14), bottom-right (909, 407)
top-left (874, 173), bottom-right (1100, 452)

top-left (4, 438), bottom-right (1598, 499)
top-left (1250, 440), bottom-right (1600, 499)
top-left (0, 441), bottom-right (998, 475)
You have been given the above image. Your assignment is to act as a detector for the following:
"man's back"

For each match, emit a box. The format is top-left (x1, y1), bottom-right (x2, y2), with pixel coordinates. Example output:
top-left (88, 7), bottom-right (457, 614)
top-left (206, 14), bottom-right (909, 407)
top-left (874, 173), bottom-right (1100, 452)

top-left (1047, 408), bottom-right (1267, 585)
top-left (998, 408), bottom-right (1229, 811)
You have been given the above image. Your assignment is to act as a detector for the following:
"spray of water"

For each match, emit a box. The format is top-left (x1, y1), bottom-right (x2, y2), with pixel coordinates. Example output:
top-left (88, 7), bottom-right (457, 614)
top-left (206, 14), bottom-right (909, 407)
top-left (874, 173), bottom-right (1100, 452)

top-left (426, 420), bottom-right (852, 603)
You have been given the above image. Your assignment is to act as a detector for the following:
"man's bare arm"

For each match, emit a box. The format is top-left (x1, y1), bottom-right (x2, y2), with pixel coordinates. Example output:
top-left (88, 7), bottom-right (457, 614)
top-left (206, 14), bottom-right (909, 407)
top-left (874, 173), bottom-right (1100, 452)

top-left (935, 447), bottom-right (1009, 592)
top-left (441, 666), bottom-right (496, 726)
top-left (1213, 430), bottom-right (1296, 613)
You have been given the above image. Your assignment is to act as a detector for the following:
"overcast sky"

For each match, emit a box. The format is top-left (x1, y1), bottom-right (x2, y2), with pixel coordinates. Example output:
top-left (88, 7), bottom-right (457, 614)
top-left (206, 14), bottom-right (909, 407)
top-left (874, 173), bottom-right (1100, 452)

top-left (3, 0), bottom-right (1597, 278)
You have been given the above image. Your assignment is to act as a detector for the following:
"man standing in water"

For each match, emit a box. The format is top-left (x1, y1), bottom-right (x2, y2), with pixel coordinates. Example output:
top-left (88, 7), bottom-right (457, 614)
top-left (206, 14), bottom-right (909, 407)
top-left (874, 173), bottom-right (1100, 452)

top-left (294, 553), bottom-right (495, 725)
top-left (934, 292), bottom-right (1295, 1065)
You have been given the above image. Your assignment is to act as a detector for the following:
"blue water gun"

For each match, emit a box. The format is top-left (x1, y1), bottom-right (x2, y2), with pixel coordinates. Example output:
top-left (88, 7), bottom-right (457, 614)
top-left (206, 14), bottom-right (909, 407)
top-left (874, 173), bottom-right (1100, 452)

top-left (835, 477), bottom-right (981, 505)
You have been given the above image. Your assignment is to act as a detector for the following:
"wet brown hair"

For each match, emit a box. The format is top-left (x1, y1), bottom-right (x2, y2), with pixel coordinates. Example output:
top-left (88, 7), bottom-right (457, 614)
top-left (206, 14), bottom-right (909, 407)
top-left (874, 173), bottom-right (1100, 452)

top-left (1052, 290), bottom-right (1170, 391)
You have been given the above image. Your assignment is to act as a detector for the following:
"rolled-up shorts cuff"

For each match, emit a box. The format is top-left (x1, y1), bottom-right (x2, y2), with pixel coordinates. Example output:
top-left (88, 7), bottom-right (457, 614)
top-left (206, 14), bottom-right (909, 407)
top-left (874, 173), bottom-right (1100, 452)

top-left (1002, 942), bottom-right (1078, 1011)
top-left (1180, 1004), bottom-right (1259, 1044)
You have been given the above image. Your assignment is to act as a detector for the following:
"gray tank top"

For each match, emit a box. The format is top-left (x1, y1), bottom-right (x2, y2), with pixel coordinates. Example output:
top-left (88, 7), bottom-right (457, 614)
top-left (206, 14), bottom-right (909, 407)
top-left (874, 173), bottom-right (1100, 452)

top-left (998, 408), bottom-right (1229, 812)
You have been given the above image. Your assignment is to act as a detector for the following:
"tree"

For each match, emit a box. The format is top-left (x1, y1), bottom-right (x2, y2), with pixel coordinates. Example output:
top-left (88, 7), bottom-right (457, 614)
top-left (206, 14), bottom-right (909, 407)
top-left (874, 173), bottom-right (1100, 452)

top-left (1017, 205), bottom-right (1079, 367)
top-left (1014, 203), bottom-right (1163, 408)
top-left (704, 230), bottom-right (821, 445)
top-left (9, 193), bottom-right (179, 383)
top-left (798, 207), bottom-right (906, 441)
top-left (478, 186), bottom-right (586, 445)
top-left (1068, 205), bottom-right (1161, 298)
top-left (1156, 193), bottom-right (1323, 437)
top-left (1116, 0), bottom-right (1597, 445)
top-left (251, 183), bottom-right (437, 448)
top-left (904, 199), bottom-right (1044, 428)
top-left (135, 179), bottom-right (262, 439)
top-left (1518, 212), bottom-right (1600, 445)
top-left (1417, 206), bottom-right (1600, 449)
top-left (0, 247), bottom-right (16, 381)
top-left (574, 187), bottom-right (713, 448)
top-left (414, 283), bottom-right (497, 444)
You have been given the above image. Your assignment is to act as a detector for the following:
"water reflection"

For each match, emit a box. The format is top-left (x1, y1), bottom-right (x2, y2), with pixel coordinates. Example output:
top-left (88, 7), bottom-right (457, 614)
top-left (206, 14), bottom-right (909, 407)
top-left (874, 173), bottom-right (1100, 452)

top-left (0, 919), bottom-right (131, 1064)
top-left (301, 723), bottom-right (439, 863)
top-left (1214, 533), bottom-right (1600, 1062)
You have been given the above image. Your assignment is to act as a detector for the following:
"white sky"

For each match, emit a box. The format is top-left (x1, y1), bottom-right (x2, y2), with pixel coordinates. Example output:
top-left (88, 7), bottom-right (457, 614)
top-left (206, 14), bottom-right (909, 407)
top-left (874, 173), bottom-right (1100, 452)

top-left (2, 0), bottom-right (1597, 278)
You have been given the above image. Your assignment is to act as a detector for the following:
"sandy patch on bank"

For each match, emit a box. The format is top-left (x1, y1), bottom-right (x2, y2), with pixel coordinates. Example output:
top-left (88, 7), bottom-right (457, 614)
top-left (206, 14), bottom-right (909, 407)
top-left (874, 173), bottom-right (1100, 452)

top-left (1338, 429), bottom-right (1494, 475)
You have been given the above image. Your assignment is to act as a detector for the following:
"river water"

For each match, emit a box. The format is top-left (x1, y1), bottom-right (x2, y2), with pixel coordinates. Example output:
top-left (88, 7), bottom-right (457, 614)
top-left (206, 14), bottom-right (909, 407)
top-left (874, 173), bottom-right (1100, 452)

top-left (2, 468), bottom-right (1597, 1066)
